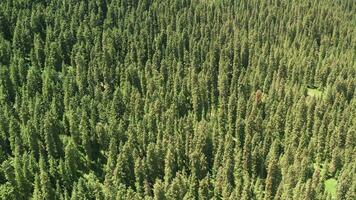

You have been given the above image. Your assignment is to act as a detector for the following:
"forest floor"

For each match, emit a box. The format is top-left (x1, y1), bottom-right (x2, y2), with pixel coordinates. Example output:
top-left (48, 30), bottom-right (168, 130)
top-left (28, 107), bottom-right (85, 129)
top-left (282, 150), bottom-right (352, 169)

top-left (314, 163), bottom-right (337, 199)
top-left (307, 88), bottom-right (324, 98)
top-left (325, 178), bottom-right (337, 198)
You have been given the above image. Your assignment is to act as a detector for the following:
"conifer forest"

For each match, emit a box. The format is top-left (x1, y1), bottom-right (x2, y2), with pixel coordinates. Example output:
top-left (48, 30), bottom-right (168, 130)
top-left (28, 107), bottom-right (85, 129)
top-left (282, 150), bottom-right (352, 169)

top-left (0, 0), bottom-right (355, 199)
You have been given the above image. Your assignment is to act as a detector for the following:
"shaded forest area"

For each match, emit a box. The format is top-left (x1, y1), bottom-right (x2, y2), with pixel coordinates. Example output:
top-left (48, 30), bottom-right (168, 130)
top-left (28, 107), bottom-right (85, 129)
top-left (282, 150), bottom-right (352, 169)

top-left (0, 0), bottom-right (355, 199)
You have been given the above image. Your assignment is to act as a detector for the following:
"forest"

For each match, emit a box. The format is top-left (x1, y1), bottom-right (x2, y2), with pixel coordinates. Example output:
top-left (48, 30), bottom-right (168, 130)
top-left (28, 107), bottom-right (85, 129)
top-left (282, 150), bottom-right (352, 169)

top-left (0, 0), bottom-right (355, 199)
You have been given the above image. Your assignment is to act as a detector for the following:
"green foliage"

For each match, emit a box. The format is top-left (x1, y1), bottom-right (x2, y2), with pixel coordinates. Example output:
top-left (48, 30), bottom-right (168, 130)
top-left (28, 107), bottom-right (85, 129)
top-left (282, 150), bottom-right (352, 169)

top-left (325, 178), bottom-right (337, 199)
top-left (0, 0), bottom-right (355, 199)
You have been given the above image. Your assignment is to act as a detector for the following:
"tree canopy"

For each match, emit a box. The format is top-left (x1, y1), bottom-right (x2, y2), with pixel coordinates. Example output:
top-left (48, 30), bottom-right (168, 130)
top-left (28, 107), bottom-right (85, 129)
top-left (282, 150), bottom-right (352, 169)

top-left (0, 0), bottom-right (355, 199)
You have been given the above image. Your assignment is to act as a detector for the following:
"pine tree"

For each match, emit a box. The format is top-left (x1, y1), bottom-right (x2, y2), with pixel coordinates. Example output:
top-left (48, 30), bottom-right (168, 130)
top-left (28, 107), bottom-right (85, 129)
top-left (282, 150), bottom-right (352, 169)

top-left (39, 156), bottom-right (55, 200)
top-left (198, 176), bottom-right (212, 200)
top-left (164, 147), bottom-right (176, 186)
top-left (113, 143), bottom-right (135, 188)
top-left (264, 158), bottom-right (281, 200)
top-left (153, 179), bottom-right (166, 200)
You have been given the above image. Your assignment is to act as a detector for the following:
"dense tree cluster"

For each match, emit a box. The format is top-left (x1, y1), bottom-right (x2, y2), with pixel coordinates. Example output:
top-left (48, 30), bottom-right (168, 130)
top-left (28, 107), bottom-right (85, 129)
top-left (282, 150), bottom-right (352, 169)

top-left (0, 0), bottom-right (355, 199)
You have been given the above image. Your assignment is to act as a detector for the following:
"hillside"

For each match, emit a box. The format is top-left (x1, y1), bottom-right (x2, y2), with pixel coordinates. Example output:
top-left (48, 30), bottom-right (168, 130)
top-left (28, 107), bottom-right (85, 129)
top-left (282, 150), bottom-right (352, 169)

top-left (0, 0), bottom-right (355, 199)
